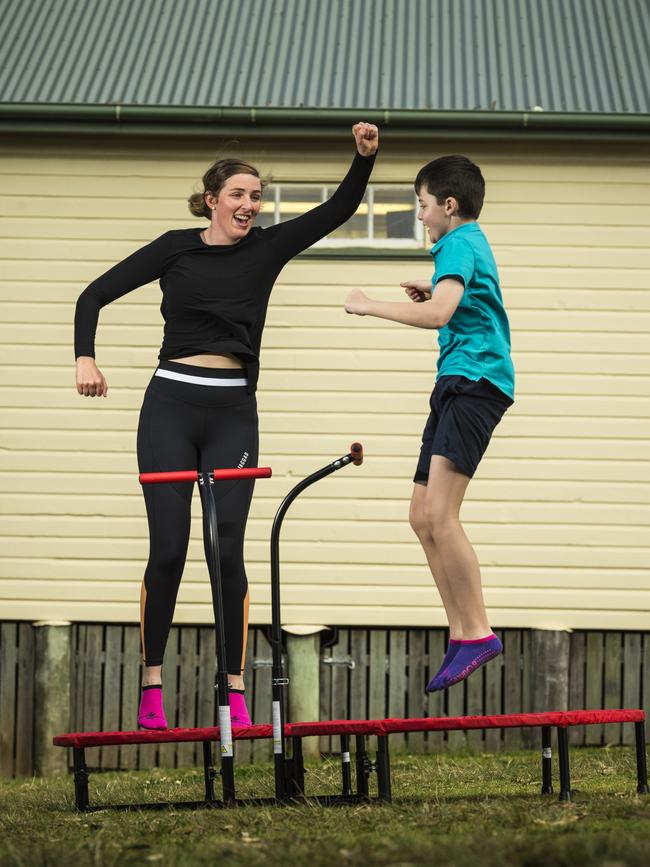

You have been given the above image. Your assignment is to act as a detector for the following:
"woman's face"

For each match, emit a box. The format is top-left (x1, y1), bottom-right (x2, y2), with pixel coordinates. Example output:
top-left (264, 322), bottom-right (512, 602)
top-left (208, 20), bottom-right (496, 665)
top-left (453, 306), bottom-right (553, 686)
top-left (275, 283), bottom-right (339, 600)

top-left (206, 174), bottom-right (263, 243)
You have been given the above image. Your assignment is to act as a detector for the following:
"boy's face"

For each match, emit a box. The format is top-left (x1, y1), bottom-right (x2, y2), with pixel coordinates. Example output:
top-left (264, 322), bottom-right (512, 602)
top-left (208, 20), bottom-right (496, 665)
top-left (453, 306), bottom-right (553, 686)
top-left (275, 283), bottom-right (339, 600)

top-left (416, 187), bottom-right (456, 244)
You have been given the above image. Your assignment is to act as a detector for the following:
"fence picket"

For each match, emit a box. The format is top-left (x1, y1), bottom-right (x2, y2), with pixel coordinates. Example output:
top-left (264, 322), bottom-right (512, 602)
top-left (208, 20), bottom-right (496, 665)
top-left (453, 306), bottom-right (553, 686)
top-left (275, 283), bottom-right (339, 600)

top-left (503, 630), bottom-right (523, 750)
top-left (177, 628), bottom-right (198, 767)
top-left (406, 630), bottom-right (426, 753)
top-left (388, 630), bottom-right (407, 750)
top-left (101, 626), bottom-right (122, 769)
top-left (121, 627), bottom-right (141, 769)
top-left (585, 633), bottom-right (604, 745)
top-left (15, 624), bottom-right (35, 777)
top-left (425, 631), bottom-right (445, 752)
top-left (252, 630), bottom-right (272, 763)
top-left (369, 630), bottom-right (387, 721)
top-left (568, 633), bottom-right (586, 746)
top-left (84, 626), bottom-right (103, 770)
top-left (622, 634), bottom-right (641, 746)
top-left (0, 624), bottom-right (18, 777)
top-left (604, 632), bottom-right (623, 745)
top-left (349, 630), bottom-right (368, 721)
top-left (158, 628), bottom-right (180, 768)
top-left (484, 650), bottom-right (503, 753)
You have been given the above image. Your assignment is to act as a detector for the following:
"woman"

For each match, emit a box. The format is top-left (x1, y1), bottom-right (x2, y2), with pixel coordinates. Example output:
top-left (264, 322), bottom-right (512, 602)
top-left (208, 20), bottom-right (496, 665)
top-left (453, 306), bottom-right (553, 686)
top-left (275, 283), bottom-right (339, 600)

top-left (75, 123), bottom-right (379, 729)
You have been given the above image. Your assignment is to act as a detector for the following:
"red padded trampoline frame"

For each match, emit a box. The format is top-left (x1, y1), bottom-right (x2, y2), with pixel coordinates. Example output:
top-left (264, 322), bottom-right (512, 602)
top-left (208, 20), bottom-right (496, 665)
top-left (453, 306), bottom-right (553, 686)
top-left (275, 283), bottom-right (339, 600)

top-left (52, 709), bottom-right (646, 749)
top-left (53, 708), bottom-right (648, 810)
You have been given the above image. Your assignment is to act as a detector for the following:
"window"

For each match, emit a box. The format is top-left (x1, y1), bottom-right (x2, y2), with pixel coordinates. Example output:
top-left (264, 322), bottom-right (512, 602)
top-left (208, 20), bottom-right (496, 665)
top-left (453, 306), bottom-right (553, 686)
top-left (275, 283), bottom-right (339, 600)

top-left (256, 184), bottom-right (425, 248)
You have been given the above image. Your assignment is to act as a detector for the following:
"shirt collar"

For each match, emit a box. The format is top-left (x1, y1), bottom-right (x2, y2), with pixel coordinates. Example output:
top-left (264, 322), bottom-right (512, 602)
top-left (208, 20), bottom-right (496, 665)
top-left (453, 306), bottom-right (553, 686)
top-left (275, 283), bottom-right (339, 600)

top-left (430, 221), bottom-right (479, 256)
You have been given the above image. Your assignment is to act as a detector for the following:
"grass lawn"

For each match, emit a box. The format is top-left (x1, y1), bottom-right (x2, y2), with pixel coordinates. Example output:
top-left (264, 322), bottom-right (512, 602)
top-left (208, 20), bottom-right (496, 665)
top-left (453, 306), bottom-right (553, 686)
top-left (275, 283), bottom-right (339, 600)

top-left (1, 747), bottom-right (649, 867)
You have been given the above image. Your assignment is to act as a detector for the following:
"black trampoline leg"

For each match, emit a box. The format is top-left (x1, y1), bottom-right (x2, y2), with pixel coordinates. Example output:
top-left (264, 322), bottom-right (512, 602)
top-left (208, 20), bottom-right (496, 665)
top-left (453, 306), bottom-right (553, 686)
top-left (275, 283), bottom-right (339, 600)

top-left (635, 721), bottom-right (649, 794)
top-left (203, 741), bottom-right (216, 803)
top-left (557, 727), bottom-right (571, 802)
top-left (340, 734), bottom-right (353, 796)
top-left (541, 726), bottom-right (553, 795)
top-left (73, 748), bottom-right (89, 811)
top-left (355, 735), bottom-right (369, 797)
top-left (376, 736), bottom-right (392, 802)
top-left (290, 736), bottom-right (305, 797)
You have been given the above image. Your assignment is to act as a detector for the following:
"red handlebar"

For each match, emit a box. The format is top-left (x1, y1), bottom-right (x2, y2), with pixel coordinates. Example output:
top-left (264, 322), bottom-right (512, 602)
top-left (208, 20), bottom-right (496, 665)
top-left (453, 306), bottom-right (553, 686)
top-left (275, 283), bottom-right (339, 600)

top-left (139, 467), bottom-right (273, 485)
top-left (350, 442), bottom-right (363, 466)
top-left (214, 467), bottom-right (272, 481)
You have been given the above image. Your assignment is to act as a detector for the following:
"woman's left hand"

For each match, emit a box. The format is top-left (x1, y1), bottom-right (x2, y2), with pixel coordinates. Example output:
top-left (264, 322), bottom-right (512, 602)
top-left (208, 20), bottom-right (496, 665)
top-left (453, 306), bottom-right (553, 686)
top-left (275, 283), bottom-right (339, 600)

top-left (352, 122), bottom-right (379, 156)
top-left (344, 288), bottom-right (371, 315)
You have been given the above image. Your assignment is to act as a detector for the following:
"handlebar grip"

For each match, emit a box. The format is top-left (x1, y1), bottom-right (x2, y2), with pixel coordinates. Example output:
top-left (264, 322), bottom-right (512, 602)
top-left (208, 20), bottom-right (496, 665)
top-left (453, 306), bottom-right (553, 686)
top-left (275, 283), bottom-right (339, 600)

top-left (139, 470), bottom-right (198, 484)
top-left (350, 442), bottom-right (363, 466)
top-left (213, 467), bottom-right (272, 480)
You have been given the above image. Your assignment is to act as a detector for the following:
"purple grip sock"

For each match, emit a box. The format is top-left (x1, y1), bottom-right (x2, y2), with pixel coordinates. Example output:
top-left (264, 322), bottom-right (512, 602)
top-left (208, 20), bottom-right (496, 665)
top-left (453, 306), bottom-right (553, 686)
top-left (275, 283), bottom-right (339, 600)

top-left (138, 685), bottom-right (168, 730)
top-left (425, 639), bottom-right (462, 693)
top-left (440, 634), bottom-right (503, 689)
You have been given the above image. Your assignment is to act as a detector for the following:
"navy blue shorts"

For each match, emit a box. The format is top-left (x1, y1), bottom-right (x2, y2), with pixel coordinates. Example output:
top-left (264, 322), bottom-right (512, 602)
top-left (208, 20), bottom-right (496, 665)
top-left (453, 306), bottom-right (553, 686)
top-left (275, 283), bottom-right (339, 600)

top-left (414, 375), bottom-right (513, 482)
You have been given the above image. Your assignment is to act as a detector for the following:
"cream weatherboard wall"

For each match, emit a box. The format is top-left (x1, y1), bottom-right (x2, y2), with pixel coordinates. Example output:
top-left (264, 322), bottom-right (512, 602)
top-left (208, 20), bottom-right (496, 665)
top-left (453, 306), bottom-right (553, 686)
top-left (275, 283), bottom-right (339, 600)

top-left (1, 137), bottom-right (649, 631)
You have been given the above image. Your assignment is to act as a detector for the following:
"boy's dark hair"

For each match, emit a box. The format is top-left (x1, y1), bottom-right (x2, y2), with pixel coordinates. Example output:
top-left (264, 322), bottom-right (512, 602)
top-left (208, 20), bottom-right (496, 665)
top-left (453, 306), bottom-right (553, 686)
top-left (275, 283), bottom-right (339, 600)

top-left (415, 155), bottom-right (485, 220)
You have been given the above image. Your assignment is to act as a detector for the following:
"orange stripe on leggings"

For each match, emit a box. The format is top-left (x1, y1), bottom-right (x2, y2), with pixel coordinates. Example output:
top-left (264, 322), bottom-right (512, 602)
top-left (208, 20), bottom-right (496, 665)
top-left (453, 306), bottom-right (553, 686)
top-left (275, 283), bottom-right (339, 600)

top-left (240, 589), bottom-right (250, 673)
top-left (139, 581), bottom-right (147, 663)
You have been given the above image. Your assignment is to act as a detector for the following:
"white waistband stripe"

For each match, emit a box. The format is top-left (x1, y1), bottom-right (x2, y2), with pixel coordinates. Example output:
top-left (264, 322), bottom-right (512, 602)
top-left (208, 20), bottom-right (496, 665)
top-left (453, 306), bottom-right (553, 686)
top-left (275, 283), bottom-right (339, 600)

top-left (155, 368), bottom-right (248, 387)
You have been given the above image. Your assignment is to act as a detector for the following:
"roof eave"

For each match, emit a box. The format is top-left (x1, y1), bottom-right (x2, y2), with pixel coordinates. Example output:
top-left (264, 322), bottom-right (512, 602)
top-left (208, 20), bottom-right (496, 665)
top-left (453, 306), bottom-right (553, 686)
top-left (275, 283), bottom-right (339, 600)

top-left (1, 104), bottom-right (649, 142)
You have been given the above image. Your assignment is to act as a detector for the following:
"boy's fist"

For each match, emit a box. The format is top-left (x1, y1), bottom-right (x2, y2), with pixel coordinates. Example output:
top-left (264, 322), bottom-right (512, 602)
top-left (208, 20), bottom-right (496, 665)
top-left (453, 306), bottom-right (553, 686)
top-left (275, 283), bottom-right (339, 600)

top-left (401, 280), bottom-right (432, 302)
top-left (352, 122), bottom-right (379, 156)
top-left (344, 288), bottom-right (370, 315)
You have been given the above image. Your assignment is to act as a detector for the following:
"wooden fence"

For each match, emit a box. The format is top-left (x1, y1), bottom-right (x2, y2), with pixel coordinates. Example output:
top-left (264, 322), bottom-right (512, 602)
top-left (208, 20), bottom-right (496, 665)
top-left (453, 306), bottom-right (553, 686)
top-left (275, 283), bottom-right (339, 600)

top-left (1, 622), bottom-right (649, 775)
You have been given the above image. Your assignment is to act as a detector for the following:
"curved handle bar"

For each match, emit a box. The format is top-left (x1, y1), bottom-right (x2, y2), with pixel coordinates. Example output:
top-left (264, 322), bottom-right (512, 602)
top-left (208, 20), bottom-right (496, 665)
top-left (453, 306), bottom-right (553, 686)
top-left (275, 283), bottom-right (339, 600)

top-left (350, 442), bottom-right (363, 466)
top-left (139, 467), bottom-right (272, 485)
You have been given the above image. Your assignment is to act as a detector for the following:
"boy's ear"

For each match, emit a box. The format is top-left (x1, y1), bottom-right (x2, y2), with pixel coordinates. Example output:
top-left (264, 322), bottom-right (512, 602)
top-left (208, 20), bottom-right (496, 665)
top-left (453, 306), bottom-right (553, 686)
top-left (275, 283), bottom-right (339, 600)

top-left (444, 196), bottom-right (459, 216)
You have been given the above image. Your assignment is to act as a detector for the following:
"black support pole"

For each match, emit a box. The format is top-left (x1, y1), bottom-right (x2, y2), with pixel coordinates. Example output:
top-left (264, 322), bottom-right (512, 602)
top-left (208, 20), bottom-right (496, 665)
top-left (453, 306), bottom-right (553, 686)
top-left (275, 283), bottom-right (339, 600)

top-left (340, 734), bottom-right (353, 796)
top-left (541, 726), bottom-right (553, 795)
top-left (557, 726), bottom-right (571, 802)
top-left (355, 734), bottom-right (369, 797)
top-left (634, 721), bottom-right (649, 794)
top-left (269, 446), bottom-right (363, 802)
top-left (290, 736), bottom-right (305, 797)
top-left (73, 747), bottom-right (89, 811)
top-left (198, 473), bottom-right (235, 805)
top-left (376, 736), bottom-right (392, 802)
top-left (202, 741), bottom-right (216, 803)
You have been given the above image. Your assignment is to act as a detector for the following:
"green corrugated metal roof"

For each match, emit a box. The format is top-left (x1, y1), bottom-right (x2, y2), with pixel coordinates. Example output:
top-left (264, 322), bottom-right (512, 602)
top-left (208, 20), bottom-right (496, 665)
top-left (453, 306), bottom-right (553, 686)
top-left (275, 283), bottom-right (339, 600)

top-left (0, 0), bottom-right (648, 137)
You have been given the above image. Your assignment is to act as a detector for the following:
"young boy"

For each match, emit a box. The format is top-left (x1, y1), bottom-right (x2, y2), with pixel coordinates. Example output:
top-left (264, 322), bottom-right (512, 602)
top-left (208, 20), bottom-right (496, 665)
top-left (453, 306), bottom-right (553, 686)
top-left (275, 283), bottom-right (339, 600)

top-left (344, 155), bottom-right (514, 691)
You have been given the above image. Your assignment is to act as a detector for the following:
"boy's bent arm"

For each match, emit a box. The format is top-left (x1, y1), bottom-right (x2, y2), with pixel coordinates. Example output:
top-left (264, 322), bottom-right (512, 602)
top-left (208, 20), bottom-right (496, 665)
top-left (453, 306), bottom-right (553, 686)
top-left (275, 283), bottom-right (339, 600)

top-left (345, 278), bottom-right (463, 329)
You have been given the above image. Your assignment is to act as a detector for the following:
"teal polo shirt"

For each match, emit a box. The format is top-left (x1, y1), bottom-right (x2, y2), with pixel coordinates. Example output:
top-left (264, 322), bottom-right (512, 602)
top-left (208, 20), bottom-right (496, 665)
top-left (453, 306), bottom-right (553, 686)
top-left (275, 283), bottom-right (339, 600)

top-left (431, 222), bottom-right (515, 399)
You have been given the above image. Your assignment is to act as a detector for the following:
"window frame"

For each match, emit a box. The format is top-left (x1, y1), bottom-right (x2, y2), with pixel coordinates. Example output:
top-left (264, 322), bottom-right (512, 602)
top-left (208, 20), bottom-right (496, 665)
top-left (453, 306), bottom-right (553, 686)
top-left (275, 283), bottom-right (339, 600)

top-left (258, 182), bottom-right (426, 249)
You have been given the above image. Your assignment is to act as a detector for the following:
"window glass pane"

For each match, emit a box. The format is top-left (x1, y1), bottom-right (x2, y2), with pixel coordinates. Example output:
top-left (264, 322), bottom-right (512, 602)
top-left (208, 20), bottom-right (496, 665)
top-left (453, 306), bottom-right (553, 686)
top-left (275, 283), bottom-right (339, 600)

top-left (326, 189), bottom-right (369, 239)
top-left (373, 188), bottom-right (416, 239)
top-left (279, 186), bottom-right (323, 222)
top-left (259, 184), bottom-right (419, 244)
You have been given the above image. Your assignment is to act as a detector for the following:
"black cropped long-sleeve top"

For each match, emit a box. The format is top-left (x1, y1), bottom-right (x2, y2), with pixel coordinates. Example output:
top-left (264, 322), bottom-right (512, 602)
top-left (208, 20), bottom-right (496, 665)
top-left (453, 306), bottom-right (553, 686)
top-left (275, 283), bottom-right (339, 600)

top-left (74, 151), bottom-right (376, 391)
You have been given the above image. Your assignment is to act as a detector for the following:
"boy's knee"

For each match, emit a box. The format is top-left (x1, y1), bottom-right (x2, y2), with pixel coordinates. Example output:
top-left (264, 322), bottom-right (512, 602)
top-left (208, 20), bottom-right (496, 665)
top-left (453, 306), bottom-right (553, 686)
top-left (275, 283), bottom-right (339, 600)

top-left (409, 504), bottom-right (430, 539)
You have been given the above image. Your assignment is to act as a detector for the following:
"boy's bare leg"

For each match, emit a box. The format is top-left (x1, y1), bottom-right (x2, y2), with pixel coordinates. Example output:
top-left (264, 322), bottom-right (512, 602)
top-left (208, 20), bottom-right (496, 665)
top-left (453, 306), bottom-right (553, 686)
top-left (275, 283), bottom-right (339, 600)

top-left (409, 483), bottom-right (464, 639)
top-left (421, 455), bottom-right (491, 639)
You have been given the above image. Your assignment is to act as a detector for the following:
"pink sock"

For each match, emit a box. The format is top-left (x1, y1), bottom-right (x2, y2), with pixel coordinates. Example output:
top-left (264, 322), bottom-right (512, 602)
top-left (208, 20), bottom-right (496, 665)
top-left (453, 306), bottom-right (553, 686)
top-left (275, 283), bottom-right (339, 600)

top-left (138, 685), bottom-right (168, 730)
top-left (461, 633), bottom-right (497, 645)
top-left (229, 690), bottom-right (252, 727)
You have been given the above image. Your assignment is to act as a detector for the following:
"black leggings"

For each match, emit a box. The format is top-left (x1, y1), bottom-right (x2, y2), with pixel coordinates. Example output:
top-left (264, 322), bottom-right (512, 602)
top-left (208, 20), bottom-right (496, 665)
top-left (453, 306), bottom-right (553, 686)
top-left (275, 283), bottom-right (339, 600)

top-left (137, 360), bottom-right (258, 672)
